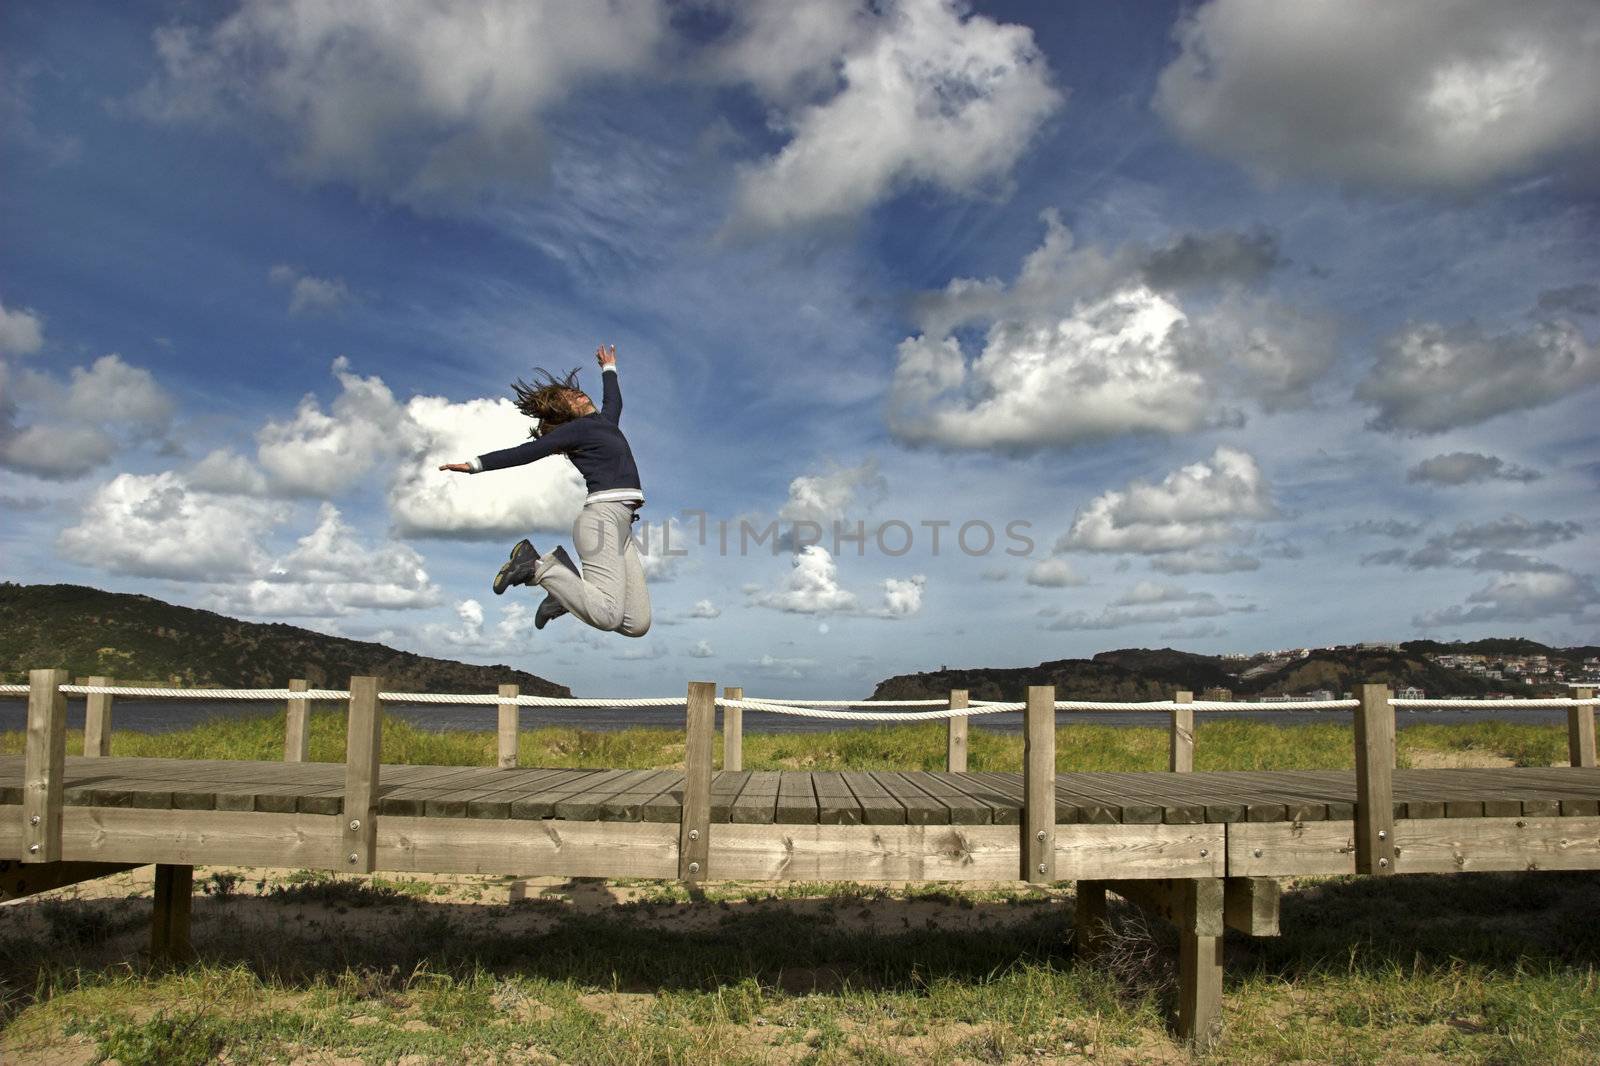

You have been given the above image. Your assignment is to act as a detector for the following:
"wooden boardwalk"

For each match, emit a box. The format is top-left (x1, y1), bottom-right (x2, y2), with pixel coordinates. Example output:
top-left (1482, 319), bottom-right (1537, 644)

top-left (6, 757), bottom-right (1600, 827)
top-left (4, 673), bottom-right (1597, 1050)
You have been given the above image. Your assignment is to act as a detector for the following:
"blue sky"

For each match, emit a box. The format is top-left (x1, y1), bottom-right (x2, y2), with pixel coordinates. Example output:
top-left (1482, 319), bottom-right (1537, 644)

top-left (2, 0), bottom-right (1597, 696)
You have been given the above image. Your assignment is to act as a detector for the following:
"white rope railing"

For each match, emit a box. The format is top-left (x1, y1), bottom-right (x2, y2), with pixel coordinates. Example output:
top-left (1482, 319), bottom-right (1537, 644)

top-left (0, 682), bottom-right (1591, 717)
top-left (718, 697), bottom-right (1023, 722)
top-left (1393, 697), bottom-right (1599, 708)
top-left (744, 697), bottom-right (950, 707)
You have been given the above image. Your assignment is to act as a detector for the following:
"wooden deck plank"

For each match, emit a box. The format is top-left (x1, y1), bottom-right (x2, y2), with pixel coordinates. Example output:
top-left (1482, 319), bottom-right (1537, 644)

top-left (840, 771), bottom-right (907, 825)
top-left (708, 771), bottom-right (747, 823)
top-left (969, 771), bottom-right (1081, 824)
top-left (926, 772), bottom-right (1019, 825)
top-left (729, 771), bottom-right (780, 825)
top-left (603, 770), bottom-right (682, 822)
top-left (872, 772), bottom-right (951, 825)
top-left (918, 772), bottom-right (1005, 825)
top-left (776, 771), bottom-right (819, 824)
top-left (811, 772), bottom-right (863, 825)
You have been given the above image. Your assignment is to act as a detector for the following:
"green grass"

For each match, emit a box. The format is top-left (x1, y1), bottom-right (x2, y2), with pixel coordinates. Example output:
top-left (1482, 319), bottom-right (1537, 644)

top-left (3, 873), bottom-right (1597, 1064)
top-left (0, 710), bottom-right (1574, 771)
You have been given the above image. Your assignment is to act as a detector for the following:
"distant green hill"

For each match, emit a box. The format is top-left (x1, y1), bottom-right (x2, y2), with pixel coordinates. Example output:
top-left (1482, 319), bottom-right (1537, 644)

top-left (872, 641), bottom-right (1586, 702)
top-left (0, 583), bottom-right (569, 696)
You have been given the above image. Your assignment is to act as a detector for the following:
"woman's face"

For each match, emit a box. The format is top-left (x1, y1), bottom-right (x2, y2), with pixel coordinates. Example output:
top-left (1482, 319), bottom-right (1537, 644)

top-left (565, 389), bottom-right (596, 416)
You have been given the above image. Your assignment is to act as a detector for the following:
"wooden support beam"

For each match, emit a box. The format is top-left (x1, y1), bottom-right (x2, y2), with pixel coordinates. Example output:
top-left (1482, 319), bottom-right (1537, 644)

top-left (1353, 682), bottom-right (1396, 875)
top-left (722, 686), bottom-right (743, 772)
top-left (1178, 918), bottom-right (1224, 1051)
top-left (1223, 877), bottom-right (1280, 936)
top-left (1108, 877), bottom-right (1224, 936)
top-left (1023, 685), bottom-right (1056, 883)
top-left (946, 689), bottom-right (969, 773)
top-left (1074, 880), bottom-right (1108, 960)
top-left (342, 676), bottom-right (382, 873)
top-left (1170, 690), bottom-right (1194, 773)
top-left (1569, 687), bottom-right (1596, 769)
top-left (497, 683), bottom-right (520, 769)
top-left (0, 859), bottom-right (138, 903)
top-left (83, 675), bottom-right (113, 758)
top-left (680, 681), bottom-right (715, 881)
top-left (284, 678), bottom-right (310, 763)
top-left (150, 863), bottom-right (193, 962)
top-left (24, 668), bottom-right (69, 863)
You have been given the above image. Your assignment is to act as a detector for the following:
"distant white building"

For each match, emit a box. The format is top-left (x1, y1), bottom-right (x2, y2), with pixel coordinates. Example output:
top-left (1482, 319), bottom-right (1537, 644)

top-left (1396, 686), bottom-right (1425, 700)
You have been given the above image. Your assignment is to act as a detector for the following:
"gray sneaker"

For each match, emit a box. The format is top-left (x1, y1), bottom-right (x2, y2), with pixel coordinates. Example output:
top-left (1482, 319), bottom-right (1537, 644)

top-left (534, 594), bottom-right (568, 630)
top-left (492, 539), bottom-right (539, 595)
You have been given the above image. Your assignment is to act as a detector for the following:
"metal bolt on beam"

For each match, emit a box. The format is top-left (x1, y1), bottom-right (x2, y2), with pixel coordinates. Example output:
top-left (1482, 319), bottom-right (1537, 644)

top-left (1253, 849), bottom-right (1263, 858)
top-left (1199, 849), bottom-right (1209, 858)
top-left (1036, 830), bottom-right (1047, 842)
top-left (28, 844), bottom-right (38, 854)
top-left (1378, 858), bottom-right (1389, 868)
top-left (1377, 830), bottom-right (1387, 840)
top-left (688, 862), bottom-right (700, 875)
top-left (347, 853), bottom-right (358, 864)
top-left (348, 820), bottom-right (361, 831)
top-left (29, 815), bottom-right (39, 825)
top-left (1038, 863), bottom-right (1047, 874)
top-left (688, 829), bottom-right (699, 841)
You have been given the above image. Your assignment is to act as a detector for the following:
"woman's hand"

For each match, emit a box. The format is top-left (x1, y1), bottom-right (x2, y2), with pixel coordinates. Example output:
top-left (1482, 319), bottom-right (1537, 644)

top-left (596, 343), bottom-right (617, 368)
top-left (438, 462), bottom-right (472, 473)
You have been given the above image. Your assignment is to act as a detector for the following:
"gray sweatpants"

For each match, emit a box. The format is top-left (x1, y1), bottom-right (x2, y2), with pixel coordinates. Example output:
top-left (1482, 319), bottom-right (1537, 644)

top-left (535, 501), bottom-right (652, 637)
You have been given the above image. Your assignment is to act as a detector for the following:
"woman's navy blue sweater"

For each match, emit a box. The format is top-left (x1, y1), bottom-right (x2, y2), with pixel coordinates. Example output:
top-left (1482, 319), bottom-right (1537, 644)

top-left (469, 367), bottom-right (643, 504)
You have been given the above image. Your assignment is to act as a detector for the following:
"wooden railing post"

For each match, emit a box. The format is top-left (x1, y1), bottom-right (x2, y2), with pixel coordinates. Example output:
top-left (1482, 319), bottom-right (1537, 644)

top-left (23, 669), bottom-right (69, 863)
top-left (83, 675), bottom-right (113, 758)
top-left (946, 689), bottom-right (969, 772)
top-left (342, 677), bottom-right (382, 873)
top-left (722, 686), bottom-right (743, 772)
top-left (497, 683), bottom-right (520, 768)
top-left (1024, 685), bottom-right (1056, 883)
top-left (1569, 687), bottom-right (1596, 769)
top-left (1170, 690), bottom-right (1194, 773)
top-left (284, 679), bottom-right (310, 763)
top-left (681, 681), bottom-right (716, 881)
top-left (1353, 682), bottom-right (1396, 875)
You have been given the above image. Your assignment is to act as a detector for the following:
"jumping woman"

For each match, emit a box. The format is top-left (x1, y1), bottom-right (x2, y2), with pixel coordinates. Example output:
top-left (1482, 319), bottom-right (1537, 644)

top-left (438, 344), bottom-right (650, 637)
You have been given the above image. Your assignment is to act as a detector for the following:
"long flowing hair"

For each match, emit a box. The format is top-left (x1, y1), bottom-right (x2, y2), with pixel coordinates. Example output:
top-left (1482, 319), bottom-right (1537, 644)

top-left (510, 367), bottom-right (585, 438)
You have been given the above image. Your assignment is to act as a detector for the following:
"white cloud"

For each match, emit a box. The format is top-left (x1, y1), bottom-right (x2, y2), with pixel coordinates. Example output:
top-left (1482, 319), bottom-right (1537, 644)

top-left (389, 392), bottom-right (586, 538)
top-left (749, 545), bottom-right (859, 615)
top-left (1358, 318), bottom-right (1599, 433)
top-left (138, 0), bottom-right (671, 208)
top-left (1045, 584), bottom-right (1251, 632)
top-left (689, 639), bottom-right (715, 659)
top-left (778, 459), bottom-right (887, 528)
top-left (1025, 558), bottom-right (1086, 588)
top-left (1416, 567), bottom-right (1598, 627)
top-left (257, 502), bottom-right (441, 612)
top-left (188, 449), bottom-right (270, 495)
top-left (751, 653), bottom-right (819, 680)
top-left (1059, 447), bottom-right (1276, 556)
top-left (633, 516), bottom-right (692, 583)
top-left (0, 299), bottom-right (44, 356)
top-left (1407, 452), bottom-right (1542, 486)
top-left (688, 599), bottom-right (721, 619)
top-left (252, 357), bottom-right (585, 533)
top-left (748, 545), bottom-right (925, 619)
top-left (268, 264), bottom-right (352, 315)
top-left (1153, 0), bottom-right (1600, 191)
top-left (57, 471), bottom-right (286, 581)
top-left (1149, 549), bottom-right (1261, 576)
top-left (256, 358), bottom-right (405, 496)
top-left (890, 216), bottom-right (1336, 451)
top-left (879, 574), bottom-right (926, 618)
top-left (704, 0), bottom-right (869, 102)
top-left (1363, 514), bottom-right (1582, 572)
top-left (0, 355), bottom-right (175, 480)
top-left (731, 0), bottom-right (1061, 229)
top-left (58, 472), bottom-right (440, 617)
